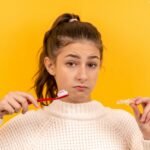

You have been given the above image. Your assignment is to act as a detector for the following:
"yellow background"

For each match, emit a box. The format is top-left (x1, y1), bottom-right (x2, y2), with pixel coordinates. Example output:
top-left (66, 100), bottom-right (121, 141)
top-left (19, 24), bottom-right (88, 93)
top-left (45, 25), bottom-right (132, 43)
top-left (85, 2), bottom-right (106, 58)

top-left (0, 0), bottom-right (150, 124)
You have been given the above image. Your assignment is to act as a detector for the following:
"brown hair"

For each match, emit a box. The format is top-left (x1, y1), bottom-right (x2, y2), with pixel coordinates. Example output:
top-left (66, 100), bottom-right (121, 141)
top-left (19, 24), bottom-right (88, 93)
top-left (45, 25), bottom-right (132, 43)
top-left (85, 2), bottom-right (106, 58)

top-left (33, 13), bottom-right (103, 105)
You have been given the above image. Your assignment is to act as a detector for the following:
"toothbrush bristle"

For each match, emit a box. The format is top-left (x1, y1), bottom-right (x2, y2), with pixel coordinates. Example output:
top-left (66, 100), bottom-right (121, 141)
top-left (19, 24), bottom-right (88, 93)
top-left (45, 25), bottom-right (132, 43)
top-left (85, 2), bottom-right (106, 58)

top-left (116, 99), bottom-right (132, 105)
top-left (57, 90), bottom-right (69, 97)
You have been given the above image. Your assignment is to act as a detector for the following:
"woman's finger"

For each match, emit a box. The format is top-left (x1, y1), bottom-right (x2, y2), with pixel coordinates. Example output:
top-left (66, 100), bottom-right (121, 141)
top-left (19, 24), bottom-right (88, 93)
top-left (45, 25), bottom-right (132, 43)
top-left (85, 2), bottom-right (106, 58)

top-left (140, 104), bottom-right (150, 122)
top-left (135, 97), bottom-right (150, 105)
top-left (12, 94), bottom-right (29, 114)
top-left (129, 96), bottom-right (142, 104)
top-left (145, 111), bottom-right (150, 123)
top-left (2, 101), bottom-right (15, 114)
top-left (15, 91), bottom-right (39, 108)
top-left (7, 97), bottom-right (22, 113)
top-left (130, 103), bottom-right (141, 121)
top-left (131, 97), bottom-right (150, 123)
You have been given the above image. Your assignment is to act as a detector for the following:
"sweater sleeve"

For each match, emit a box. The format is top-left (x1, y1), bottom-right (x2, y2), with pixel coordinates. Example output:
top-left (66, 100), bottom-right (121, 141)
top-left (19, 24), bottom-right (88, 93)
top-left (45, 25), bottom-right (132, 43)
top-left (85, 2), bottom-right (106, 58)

top-left (107, 109), bottom-right (150, 150)
top-left (0, 109), bottom-right (47, 149)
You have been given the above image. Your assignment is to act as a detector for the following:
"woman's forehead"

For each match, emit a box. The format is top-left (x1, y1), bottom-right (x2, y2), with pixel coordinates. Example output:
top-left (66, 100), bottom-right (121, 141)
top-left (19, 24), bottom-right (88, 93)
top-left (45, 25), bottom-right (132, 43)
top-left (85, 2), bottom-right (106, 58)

top-left (57, 41), bottom-right (100, 59)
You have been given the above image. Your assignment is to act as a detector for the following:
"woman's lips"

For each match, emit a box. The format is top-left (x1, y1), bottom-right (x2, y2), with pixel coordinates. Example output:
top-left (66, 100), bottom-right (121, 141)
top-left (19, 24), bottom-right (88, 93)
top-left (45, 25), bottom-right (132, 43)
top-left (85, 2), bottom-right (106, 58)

top-left (73, 86), bottom-right (88, 91)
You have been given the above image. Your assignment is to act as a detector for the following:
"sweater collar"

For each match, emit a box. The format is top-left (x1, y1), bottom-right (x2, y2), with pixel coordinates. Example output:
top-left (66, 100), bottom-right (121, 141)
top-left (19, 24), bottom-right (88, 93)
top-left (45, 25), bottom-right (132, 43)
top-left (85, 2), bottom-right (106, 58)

top-left (43, 100), bottom-right (106, 120)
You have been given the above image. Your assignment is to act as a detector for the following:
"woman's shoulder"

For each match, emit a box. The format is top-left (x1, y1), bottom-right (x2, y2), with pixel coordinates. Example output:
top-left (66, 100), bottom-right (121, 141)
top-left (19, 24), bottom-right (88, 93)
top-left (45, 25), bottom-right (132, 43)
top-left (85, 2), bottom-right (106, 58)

top-left (96, 100), bottom-right (135, 124)
top-left (0, 108), bottom-right (50, 146)
top-left (104, 106), bottom-right (136, 125)
top-left (0, 108), bottom-right (49, 131)
top-left (103, 106), bottom-right (142, 137)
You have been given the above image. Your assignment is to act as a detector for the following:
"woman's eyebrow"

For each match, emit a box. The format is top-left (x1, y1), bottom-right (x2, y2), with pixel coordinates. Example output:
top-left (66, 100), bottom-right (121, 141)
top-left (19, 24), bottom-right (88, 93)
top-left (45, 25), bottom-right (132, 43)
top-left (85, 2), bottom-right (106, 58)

top-left (88, 55), bottom-right (100, 59)
top-left (65, 54), bottom-right (100, 59)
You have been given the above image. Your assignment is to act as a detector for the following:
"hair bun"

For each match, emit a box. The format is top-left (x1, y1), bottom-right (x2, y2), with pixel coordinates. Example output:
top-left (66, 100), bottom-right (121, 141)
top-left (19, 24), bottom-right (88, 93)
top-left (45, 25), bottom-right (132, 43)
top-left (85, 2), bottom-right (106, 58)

top-left (51, 13), bottom-right (80, 29)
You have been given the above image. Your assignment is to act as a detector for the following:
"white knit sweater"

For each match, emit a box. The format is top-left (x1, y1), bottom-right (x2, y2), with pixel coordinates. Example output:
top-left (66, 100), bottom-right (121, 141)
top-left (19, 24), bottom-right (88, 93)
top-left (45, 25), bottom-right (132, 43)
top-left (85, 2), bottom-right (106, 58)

top-left (0, 100), bottom-right (150, 150)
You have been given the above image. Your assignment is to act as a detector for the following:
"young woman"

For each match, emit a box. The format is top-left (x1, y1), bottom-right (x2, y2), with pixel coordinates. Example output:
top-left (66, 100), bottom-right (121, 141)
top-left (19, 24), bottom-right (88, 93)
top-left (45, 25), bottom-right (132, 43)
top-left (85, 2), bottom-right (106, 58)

top-left (0, 13), bottom-right (150, 150)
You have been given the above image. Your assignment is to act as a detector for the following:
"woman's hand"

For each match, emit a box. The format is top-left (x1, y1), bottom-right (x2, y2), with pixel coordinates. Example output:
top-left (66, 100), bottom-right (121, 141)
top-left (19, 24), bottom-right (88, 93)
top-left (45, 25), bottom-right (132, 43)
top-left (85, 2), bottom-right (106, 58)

top-left (0, 91), bottom-right (39, 119)
top-left (130, 97), bottom-right (150, 140)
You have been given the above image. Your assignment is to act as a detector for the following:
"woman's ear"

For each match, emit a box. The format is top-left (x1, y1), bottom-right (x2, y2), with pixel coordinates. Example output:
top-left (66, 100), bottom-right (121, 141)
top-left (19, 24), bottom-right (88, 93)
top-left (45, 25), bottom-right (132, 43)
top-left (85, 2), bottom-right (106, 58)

top-left (44, 57), bottom-right (56, 76)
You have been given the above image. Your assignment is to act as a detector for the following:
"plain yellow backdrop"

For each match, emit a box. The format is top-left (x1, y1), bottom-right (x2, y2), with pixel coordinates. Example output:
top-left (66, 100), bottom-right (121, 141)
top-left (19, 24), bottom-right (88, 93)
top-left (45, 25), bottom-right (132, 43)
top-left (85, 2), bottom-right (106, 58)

top-left (0, 0), bottom-right (150, 124)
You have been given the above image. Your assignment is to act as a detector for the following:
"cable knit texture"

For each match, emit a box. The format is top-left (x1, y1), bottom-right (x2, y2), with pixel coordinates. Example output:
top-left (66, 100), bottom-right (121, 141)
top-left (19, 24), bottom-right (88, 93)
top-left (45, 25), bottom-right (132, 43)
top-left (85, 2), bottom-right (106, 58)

top-left (0, 100), bottom-right (150, 150)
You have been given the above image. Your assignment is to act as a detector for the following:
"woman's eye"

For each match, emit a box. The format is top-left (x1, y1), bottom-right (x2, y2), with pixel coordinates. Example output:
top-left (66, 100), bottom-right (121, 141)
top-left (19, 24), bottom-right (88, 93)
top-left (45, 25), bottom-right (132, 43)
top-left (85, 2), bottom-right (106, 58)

top-left (66, 62), bottom-right (77, 67)
top-left (88, 63), bottom-right (97, 68)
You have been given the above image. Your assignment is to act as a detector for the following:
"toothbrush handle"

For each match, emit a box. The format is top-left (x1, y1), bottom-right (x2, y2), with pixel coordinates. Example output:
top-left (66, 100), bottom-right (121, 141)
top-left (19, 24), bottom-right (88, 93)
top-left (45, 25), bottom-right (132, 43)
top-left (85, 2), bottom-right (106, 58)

top-left (27, 95), bottom-right (68, 105)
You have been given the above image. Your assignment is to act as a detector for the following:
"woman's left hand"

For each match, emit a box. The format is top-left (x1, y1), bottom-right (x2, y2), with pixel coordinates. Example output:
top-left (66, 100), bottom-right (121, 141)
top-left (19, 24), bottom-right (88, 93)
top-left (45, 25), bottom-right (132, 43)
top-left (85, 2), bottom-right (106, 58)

top-left (130, 97), bottom-right (150, 140)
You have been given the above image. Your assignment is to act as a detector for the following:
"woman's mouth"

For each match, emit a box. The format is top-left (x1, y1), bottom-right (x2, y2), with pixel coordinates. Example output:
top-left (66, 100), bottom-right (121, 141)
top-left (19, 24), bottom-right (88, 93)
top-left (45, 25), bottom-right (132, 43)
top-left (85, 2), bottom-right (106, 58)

top-left (73, 86), bottom-right (88, 91)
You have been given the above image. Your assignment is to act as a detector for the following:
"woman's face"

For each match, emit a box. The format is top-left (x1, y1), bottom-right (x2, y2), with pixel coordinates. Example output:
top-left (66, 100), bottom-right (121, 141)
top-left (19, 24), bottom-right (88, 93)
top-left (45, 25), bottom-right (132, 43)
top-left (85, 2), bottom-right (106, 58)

top-left (45, 40), bottom-right (101, 103)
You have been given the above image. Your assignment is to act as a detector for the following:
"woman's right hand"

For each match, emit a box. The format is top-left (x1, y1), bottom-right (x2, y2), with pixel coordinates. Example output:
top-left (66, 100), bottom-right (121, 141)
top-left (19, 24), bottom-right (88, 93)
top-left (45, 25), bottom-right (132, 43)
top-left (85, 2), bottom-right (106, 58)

top-left (0, 91), bottom-right (39, 119)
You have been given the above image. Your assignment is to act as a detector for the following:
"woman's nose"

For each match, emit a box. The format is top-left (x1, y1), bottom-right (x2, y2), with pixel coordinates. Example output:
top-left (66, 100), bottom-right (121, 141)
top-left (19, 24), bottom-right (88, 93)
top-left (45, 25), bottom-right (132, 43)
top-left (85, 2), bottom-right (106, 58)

top-left (76, 65), bottom-right (88, 82)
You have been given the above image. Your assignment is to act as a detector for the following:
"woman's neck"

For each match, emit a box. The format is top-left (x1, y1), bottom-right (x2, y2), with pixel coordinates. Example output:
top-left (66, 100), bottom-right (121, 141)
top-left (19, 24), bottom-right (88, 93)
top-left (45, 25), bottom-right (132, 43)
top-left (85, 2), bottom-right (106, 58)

top-left (43, 100), bottom-right (106, 120)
